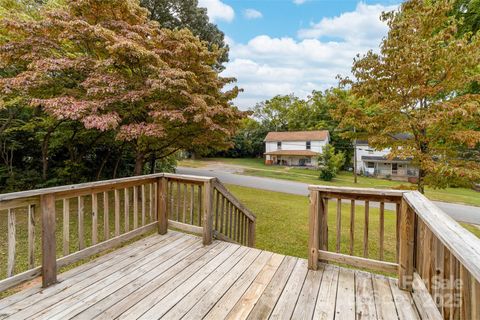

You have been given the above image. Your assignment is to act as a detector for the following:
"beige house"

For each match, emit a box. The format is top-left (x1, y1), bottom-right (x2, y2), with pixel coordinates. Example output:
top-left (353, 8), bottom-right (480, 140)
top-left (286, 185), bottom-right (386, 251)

top-left (264, 130), bottom-right (330, 167)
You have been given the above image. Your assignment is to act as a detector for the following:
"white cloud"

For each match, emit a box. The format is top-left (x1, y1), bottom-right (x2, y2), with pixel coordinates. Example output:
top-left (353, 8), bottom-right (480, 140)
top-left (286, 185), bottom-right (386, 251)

top-left (222, 3), bottom-right (399, 109)
top-left (198, 0), bottom-right (234, 23)
top-left (244, 9), bottom-right (263, 20)
top-left (298, 2), bottom-right (398, 46)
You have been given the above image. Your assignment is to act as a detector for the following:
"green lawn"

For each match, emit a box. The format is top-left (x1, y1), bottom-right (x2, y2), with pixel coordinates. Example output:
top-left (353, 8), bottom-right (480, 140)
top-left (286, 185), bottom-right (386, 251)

top-left (225, 185), bottom-right (480, 259)
top-left (179, 157), bottom-right (480, 207)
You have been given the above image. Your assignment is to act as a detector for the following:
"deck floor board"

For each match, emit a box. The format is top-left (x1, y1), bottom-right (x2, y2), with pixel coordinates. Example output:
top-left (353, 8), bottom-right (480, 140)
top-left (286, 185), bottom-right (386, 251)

top-left (0, 231), bottom-right (434, 319)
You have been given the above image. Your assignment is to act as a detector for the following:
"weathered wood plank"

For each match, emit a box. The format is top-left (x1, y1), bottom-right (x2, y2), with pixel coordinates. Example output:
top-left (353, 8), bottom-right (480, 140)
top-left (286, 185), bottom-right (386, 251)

top-left (291, 266), bottom-right (323, 320)
top-left (203, 252), bottom-right (277, 320)
top-left (412, 273), bottom-right (443, 320)
top-left (27, 205), bottom-right (35, 269)
top-left (389, 278), bottom-right (420, 320)
top-left (103, 191), bottom-right (109, 240)
top-left (380, 201), bottom-right (385, 261)
top-left (399, 198), bottom-right (415, 291)
top-left (372, 274), bottom-right (398, 320)
top-left (335, 267), bottom-right (356, 319)
top-left (308, 190), bottom-right (320, 270)
top-left (157, 177), bottom-right (167, 234)
top-left (63, 198), bottom-right (70, 256)
top-left (355, 271), bottom-right (376, 320)
top-left (141, 184), bottom-right (146, 226)
top-left (246, 256), bottom-right (297, 319)
top-left (124, 188), bottom-right (130, 232)
top-left (313, 264), bottom-right (339, 319)
top-left (78, 196), bottom-right (85, 250)
top-left (364, 200), bottom-right (369, 258)
top-left (7, 209), bottom-right (16, 277)
top-left (270, 259), bottom-right (309, 319)
top-left (203, 179), bottom-right (214, 245)
top-left (133, 186), bottom-right (138, 229)
top-left (41, 194), bottom-right (57, 288)
top-left (114, 189), bottom-right (120, 236)
top-left (92, 193), bottom-right (98, 245)
top-left (336, 198), bottom-right (341, 253)
top-left (318, 250), bottom-right (398, 274)
top-left (350, 200), bottom-right (355, 256)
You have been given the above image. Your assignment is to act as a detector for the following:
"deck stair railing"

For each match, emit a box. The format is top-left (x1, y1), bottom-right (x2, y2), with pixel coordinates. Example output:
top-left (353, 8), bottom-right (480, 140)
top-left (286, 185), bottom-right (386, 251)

top-left (0, 173), bottom-right (255, 292)
top-left (308, 185), bottom-right (480, 319)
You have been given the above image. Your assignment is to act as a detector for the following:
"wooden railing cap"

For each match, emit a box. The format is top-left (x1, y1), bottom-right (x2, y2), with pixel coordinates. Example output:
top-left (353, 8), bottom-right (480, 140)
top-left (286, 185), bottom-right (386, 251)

top-left (308, 185), bottom-right (406, 197)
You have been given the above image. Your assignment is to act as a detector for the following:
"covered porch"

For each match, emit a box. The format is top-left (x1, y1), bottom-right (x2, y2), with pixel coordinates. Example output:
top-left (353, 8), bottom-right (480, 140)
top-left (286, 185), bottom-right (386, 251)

top-left (264, 150), bottom-right (319, 167)
top-left (362, 156), bottom-right (418, 181)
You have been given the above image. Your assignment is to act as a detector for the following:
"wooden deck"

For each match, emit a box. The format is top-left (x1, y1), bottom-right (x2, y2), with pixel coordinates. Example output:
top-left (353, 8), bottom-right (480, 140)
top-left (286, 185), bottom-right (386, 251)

top-left (0, 231), bottom-right (434, 320)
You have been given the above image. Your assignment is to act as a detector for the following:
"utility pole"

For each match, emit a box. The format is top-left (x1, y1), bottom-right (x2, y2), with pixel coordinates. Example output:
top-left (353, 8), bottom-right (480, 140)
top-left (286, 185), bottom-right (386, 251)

top-left (353, 127), bottom-right (357, 184)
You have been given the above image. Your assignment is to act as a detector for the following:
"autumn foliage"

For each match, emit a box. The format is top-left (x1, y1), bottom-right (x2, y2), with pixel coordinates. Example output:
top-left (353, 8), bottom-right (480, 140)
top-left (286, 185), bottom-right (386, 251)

top-left (0, 0), bottom-right (244, 178)
top-left (337, 0), bottom-right (480, 192)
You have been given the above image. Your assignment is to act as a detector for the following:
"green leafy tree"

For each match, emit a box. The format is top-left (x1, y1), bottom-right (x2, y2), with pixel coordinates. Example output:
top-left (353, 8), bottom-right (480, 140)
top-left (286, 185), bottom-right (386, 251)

top-left (341, 0), bottom-right (480, 193)
top-left (317, 144), bottom-right (345, 181)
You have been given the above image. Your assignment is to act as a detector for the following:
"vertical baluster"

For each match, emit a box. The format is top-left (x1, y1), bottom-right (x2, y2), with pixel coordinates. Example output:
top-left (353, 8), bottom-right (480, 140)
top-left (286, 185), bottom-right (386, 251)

top-left (104, 191), bottom-right (109, 240)
top-left (336, 198), bottom-right (341, 253)
top-left (92, 193), bottom-right (98, 245)
top-left (241, 215), bottom-right (245, 245)
top-left (176, 182), bottom-right (181, 222)
top-left (229, 202), bottom-right (233, 238)
top-left (41, 194), bottom-right (57, 287)
top-left (182, 184), bottom-right (187, 223)
top-left (320, 197), bottom-right (328, 252)
top-left (157, 177), bottom-right (168, 235)
top-left (220, 195), bottom-right (225, 234)
top-left (364, 200), bottom-right (369, 258)
top-left (190, 185), bottom-right (194, 224)
top-left (63, 199), bottom-right (70, 256)
top-left (169, 181), bottom-right (174, 219)
top-left (233, 207), bottom-right (238, 242)
top-left (149, 183), bottom-right (153, 222)
top-left (350, 200), bottom-right (355, 256)
top-left (141, 184), bottom-right (146, 226)
top-left (28, 204), bottom-right (35, 269)
top-left (133, 186), bottom-right (138, 229)
top-left (114, 189), bottom-right (120, 236)
top-left (7, 208), bottom-right (16, 277)
top-left (308, 190), bottom-right (320, 270)
top-left (379, 201), bottom-right (385, 261)
top-left (153, 183), bottom-right (157, 221)
top-left (460, 265), bottom-right (472, 320)
top-left (124, 188), bottom-right (130, 232)
top-left (198, 185), bottom-right (203, 226)
top-left (434, 238), bottom-right (445, 313)
top-left (215, 190), bottom-right (220, 231)
top-left (396, 203), bottom-right (401, 262)
top-left (78, 196), bottom-right (85, 250)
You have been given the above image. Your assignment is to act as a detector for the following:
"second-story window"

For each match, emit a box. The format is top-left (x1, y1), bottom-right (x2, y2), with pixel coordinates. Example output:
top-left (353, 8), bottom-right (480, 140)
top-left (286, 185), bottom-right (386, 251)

top-left (277, 141), bottom-right (282, 150)
top-left (306, 141), bottom-right (311, 150)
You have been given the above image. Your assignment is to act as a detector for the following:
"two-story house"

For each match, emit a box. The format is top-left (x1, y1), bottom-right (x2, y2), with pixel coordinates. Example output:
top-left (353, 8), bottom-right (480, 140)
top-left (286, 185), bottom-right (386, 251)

top-left (355, 138), bottom-right (419, 181)
top-left (264, 130), bottom-right (330, 167)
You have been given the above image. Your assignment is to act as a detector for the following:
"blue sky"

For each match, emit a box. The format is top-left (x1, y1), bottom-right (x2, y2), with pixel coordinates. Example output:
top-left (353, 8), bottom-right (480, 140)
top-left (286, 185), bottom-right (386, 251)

top-left (197, 0), bottom-right (400, 109)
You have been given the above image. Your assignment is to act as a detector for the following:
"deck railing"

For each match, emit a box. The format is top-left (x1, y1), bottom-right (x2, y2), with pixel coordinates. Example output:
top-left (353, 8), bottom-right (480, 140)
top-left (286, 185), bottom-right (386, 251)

top-left (0, 173), bottom-right (256, 292)
top-left (308, 185), bottom-right (480, 319)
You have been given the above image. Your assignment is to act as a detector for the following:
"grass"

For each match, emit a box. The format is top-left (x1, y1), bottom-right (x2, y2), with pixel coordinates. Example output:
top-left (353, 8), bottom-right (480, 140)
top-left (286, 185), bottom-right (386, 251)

top-left (179, 157), bottom-right (480, 207)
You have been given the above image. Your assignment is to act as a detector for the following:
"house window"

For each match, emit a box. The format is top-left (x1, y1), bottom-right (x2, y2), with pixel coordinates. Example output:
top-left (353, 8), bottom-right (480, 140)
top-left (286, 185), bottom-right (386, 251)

top-left (277, 141), bottom-right (282, 150)
top-left (306, 141), bottom-right (311, 150)
top-left (367, 162), bottom-right (375, 168)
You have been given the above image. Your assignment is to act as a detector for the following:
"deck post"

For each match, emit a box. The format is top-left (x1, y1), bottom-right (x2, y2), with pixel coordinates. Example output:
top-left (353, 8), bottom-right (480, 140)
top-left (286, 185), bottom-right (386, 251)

top-left (157, 177), bottom-right (168, 235)
top-left (202, 179), bottom-right (214, 245)
top-left (308, 190), bottom-right (320, 270)
top-left (41, 194), bottom-right (57, 288)
top-left (248, 220), bottom-right (256, 247)
top-left (398, 197), bottom-right (415, 291)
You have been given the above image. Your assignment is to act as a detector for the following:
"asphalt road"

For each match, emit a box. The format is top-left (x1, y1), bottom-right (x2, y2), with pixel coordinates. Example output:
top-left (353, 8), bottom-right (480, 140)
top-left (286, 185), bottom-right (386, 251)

top-left (177, 167), bottom-right (480, 225)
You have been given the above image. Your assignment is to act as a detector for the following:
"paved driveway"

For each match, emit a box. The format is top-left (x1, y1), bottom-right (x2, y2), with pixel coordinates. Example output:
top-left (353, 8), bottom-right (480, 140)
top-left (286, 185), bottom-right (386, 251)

top-left (177, 167), bottom-right (480, 225)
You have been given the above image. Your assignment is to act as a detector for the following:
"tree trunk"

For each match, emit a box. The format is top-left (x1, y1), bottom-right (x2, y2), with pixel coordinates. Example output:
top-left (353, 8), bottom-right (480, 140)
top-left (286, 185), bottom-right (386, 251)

top-left (417, 167), bottom-right (426, 194)
top-left (134, 151), bottom-right (145, 176)
top-left (41, 134), bottom-right (51, 181)
top-left (149, 154), bottom-right (156, 174)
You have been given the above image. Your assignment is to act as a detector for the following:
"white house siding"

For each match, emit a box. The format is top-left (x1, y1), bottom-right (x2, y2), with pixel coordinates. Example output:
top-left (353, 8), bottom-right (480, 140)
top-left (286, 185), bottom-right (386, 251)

top-left (355, 145), bottom-right (390, 174)
top-left (265, 140), bottom-right (328, 153)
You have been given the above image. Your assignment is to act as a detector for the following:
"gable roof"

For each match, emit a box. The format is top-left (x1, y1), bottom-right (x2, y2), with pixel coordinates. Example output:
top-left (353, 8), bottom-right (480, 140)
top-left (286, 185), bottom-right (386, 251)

top-left (264, 130), bottom-right (329, 142)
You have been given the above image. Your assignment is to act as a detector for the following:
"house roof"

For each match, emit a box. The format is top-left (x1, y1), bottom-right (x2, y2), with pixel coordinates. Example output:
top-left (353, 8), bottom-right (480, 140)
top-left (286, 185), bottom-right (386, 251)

top-left (265, 150), bottom-right (319, 156)
top-left (361, 156), bottom-right (412, 163)
top-left (264, 130), bottom-right (329, 142)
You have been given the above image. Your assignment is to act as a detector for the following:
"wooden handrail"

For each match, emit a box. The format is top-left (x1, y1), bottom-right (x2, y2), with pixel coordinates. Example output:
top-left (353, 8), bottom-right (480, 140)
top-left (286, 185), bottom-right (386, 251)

top-left (308, 185), bottom-right (480, 319)
top-left (403, 191), bottom-right (480, 283)
top-left (0, 173), bottom-right (257, 292)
